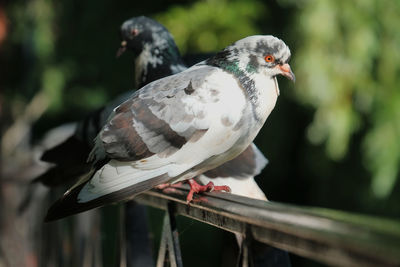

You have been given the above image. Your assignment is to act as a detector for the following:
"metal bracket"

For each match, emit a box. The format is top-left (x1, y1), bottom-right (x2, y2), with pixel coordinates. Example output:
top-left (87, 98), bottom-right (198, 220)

top-left (236, 226), bottom-right (252, 267)
top-left (156, 202), bottom-right (183, 267)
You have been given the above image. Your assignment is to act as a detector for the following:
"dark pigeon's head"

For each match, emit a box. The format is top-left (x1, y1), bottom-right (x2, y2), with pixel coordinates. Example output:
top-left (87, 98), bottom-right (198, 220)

top-left (116, 16), bottom-right (175, 57)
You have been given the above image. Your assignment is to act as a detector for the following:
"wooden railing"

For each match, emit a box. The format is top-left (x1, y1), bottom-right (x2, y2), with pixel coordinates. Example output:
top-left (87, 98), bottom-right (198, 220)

top-left (135, 186), bottom-right (400, 267)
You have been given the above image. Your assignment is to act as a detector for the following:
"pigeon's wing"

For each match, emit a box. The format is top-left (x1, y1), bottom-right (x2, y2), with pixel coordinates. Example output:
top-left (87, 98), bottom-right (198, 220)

top-left (202, 143), bottom-right (268, 179)
top-left (46, 66), bottom-right (248, 221)
top-left (89, 68), bottom-right (216, 165)
top-left (197, 143), bottom-right (268, 200)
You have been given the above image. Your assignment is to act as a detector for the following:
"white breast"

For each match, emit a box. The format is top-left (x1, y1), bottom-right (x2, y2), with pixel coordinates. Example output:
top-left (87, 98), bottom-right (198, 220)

top-left (166, 70), bottom-right (248, 171)
top-left (253, 75), bottom-right (279, 124)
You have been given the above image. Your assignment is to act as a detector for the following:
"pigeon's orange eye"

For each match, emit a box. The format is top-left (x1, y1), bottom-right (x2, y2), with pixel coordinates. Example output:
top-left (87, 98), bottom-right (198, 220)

top-left (131, 29), bottom-right (139, 36)
top-left (265, 55), bottom-right (275, 63)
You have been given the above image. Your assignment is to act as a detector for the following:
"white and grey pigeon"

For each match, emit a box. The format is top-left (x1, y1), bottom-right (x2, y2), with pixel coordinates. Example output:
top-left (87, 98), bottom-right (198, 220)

top-left (45, 34), bottom-right (294, 221)
top-left (121, 17), bottom-right (270, 201)
top-left (35, 16), bottom-right (268, 202)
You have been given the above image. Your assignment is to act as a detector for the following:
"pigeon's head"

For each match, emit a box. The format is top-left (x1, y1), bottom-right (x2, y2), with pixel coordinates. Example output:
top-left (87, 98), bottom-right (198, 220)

top-left (208, 35), bottom-right (295, 82)
top-left (117, 16), bottom-right (175, 57)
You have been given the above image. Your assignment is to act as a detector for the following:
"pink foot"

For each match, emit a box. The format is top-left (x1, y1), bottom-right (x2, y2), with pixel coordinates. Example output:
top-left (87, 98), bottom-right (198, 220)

top-left (186, 179), bottom-right (231, 203)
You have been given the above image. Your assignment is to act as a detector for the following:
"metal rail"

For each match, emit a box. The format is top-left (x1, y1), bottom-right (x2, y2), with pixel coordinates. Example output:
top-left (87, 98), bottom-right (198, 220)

top-left (135, 186), bottom-right (400, 267)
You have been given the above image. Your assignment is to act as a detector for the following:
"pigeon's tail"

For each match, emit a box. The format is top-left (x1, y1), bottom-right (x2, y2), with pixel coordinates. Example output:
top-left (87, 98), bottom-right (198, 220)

top-left (41, 135), bottom-right (90, 164)
top-left (45, 162), bottom-right (172, 222)
top-left (35, 135), bottom-right (92, 187)
top-left (32, 163), bottom-right (92, 187)
top-left (19, 161), bottom-right (92, 214)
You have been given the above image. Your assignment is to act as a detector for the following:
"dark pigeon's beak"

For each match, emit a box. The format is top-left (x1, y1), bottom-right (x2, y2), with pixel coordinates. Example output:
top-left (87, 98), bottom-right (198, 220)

top-left (278, 63), bottom-right (295, 82)
top-left (116, 40), bottom-right (128, 58)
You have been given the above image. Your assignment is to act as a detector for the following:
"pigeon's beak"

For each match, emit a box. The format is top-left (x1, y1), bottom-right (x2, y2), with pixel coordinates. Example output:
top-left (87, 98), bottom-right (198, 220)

top-left (116, 40), bottom-right (127, 58)
top-left (278, 63), bottom-right (295, 82)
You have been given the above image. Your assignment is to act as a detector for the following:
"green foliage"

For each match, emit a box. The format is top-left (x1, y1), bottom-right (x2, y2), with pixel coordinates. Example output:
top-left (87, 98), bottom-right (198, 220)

top-left (155, 0), bottom-right (265, 53)
top-left (292, 0), bottom-right (400, 197)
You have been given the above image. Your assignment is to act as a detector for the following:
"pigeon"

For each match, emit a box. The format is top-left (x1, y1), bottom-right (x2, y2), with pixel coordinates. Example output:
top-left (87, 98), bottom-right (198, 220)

top-left (116, 16), bottom-right (187, 89)
top-left (45, 34), bottom-right (294, 221)
top-left (31, 16), bottom-right (186, 188)
top-left (34, 16), bottom-right (267, 202)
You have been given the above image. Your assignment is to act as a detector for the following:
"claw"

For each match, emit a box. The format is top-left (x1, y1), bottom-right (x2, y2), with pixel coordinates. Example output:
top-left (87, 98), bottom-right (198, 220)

top-left (213, 185), bottom-right (231, 193)
top-left (186, 179), bottom-right (231, 203)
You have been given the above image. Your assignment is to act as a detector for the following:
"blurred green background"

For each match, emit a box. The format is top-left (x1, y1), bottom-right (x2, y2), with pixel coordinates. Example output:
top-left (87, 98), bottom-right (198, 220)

top-left (1, 0), bottom-right (399, 266)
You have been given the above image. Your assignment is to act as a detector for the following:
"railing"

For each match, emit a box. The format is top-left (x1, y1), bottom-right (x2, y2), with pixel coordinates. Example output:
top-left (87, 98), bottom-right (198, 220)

top-left (135, 186), bottom-right (400, 267)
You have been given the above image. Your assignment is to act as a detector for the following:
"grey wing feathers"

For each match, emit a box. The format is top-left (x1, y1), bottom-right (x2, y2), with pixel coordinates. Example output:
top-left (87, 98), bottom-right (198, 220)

top-left (203, 143), bottom-right (268, 179)
top-left (90, 68), bottom-right (214, 164)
